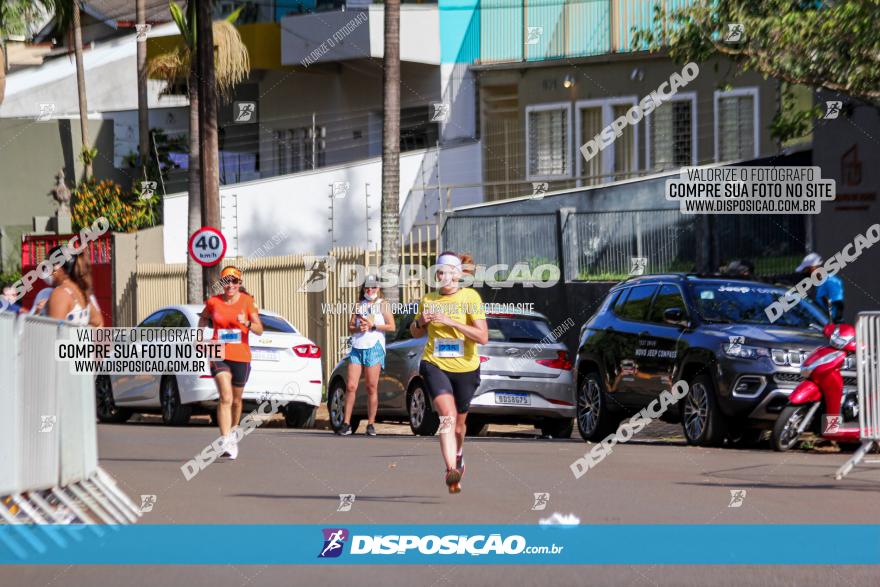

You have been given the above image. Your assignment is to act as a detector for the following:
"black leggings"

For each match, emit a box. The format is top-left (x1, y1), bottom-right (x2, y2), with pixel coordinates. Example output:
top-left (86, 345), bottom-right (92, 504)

top-left (210, 360), bottom-right (251, 388)
top-left (419, 361), bottom-right (481, 413)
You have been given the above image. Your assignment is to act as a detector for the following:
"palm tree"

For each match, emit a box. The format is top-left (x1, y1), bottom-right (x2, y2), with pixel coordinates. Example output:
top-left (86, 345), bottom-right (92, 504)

top-left (136, 0), bottom-right (149, 174)
top-left (69, 1), bottom-right (91, 179)
top-left (148, 1), bottom-right (249, 302)
top-left (381, 0), bottom-right (401, 306)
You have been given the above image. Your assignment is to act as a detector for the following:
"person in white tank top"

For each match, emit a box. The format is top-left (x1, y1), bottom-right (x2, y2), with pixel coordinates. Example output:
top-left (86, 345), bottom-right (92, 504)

top-left (44, 245), bottom-right (103, 328)
top-left (338, 275), bottom-right (395, 436)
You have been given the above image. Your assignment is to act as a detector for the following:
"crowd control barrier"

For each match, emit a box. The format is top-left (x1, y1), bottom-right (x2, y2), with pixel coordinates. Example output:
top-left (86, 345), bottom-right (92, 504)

top-left (0, 311), bottom-right (141, 525)
top-left (837, 312), bottom-right (880, 479)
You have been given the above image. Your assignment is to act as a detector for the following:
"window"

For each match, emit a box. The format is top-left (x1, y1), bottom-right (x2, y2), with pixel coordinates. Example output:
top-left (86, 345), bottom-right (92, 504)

top-left (715, 88), bottom-right (759, 162)
top-left (612, 288), bottom-right (630, 315)
top-left (400, 106), bottom-right (440, 152)
top-left (526, 103), bottom-right (572, 179)
top-left (648, 94), bottom-right (696, 170)
top-left (617, 285), bottom-right (657, 321)
top-left (392, 314), bottom-right (417, 343)
top-left (274, 126), bottom-right (326, 174)
top-left (486, 317), bottom-right (553, 343)
top-left (260, 314), bottom-right (297, 334)
top-left (159, 310), bottom-right (190, 328)
top-left (649, 284), bottom-right (687, 323)
top-left (576, 98), bottom-right (639, 185)
top-left (139, 311), bottom-right (167, 328)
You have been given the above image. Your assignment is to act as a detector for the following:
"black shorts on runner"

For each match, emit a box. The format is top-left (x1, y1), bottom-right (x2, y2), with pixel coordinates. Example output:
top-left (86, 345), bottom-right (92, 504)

top-left (210, 360), bottom-right (251, 387)
top-left (419, 361), bottom-right (481, 413)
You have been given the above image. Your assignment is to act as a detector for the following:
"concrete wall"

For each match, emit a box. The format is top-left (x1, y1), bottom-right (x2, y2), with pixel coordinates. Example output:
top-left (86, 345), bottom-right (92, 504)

top-left (812, 93), bottom-right (880, 322)
top-left (280, 6), bottom-right (440, 66)
top-left (0, 117), bottom-right (129, 272)
top-left (162, 141), bottom-right (483, 262)
top-left (112, 226), bottom-right (165, 326)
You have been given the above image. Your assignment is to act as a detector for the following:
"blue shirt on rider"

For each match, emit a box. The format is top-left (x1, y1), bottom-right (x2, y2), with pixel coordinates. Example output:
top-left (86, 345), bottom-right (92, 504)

top-left (815, 274), bottom-right (844, 318)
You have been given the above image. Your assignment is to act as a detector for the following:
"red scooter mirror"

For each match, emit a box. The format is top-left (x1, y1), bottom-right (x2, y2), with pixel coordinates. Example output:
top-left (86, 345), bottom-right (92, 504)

top-left (827, 324), bottom-right (856, 351)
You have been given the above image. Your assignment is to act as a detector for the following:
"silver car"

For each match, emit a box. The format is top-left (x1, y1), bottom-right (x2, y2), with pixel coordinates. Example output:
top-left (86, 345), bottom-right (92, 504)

top-left (326, 308), bottom-right (575, 437)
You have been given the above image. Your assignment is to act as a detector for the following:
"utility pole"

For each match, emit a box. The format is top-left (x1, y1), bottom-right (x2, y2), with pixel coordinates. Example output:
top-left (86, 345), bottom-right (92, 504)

top-left (198, 0), bottom-right (221, 294)
top-left (136, 0), bottom-right (150, 174)
top-left (311, 112), bottom-right (316, 170)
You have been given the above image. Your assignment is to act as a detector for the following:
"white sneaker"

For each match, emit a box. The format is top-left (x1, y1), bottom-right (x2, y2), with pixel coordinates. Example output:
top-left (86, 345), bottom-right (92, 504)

top-left (226, 433), bottom-right (239, 460)
top-left (219, 435), bottom-right (232, 458)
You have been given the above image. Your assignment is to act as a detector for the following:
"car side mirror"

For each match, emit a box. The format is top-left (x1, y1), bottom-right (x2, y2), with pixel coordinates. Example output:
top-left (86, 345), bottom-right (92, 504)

top-left (663, 307), bottom-right (689, 327)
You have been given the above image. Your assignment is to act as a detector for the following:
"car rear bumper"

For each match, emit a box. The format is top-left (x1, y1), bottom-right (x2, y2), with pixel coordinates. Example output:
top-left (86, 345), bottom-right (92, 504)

top-left (467, 373), bottom-right (575, 419)
top-left (180, 375), bottom-right (323, 408)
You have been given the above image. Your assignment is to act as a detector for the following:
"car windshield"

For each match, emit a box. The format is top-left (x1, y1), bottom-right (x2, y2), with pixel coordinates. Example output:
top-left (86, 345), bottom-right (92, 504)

top-left (689, 282), bottom-right (828, 330)
top-left (487, 316), bottom-right (553, 343)
top-left (259, 314), bottom-right (297, 334)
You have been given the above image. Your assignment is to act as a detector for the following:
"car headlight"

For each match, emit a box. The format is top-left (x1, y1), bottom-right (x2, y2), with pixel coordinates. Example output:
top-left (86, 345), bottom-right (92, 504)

top-left (723, 343), bottom-right (770, 360)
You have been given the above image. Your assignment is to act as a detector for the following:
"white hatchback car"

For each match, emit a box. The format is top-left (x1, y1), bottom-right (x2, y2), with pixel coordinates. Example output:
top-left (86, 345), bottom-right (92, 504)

top-left (95, 304), bottom-right (323, 427)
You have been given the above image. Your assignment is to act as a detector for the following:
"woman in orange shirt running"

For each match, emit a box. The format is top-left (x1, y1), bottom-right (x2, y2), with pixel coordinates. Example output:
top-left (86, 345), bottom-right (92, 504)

top-left (198, 266), bottom-right (264, 460)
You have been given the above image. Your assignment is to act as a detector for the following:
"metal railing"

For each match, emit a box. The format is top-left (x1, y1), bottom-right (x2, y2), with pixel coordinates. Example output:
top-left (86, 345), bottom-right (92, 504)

top-left (0, 313), bottom-right (141, 529)
top-left (837, 312), bottom-right (880, 479)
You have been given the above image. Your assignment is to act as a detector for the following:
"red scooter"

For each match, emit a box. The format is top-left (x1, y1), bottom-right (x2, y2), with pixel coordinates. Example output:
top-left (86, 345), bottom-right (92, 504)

top-left (771, 323), bottom-right (859, 452)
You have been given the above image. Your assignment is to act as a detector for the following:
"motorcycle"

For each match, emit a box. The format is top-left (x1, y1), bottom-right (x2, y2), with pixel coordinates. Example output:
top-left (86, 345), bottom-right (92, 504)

top-left (771, 323), bottom-right (858, 452)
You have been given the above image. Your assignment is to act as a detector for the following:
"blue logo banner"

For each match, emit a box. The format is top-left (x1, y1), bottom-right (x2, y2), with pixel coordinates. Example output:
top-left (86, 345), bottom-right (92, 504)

top-left (2, 524), bottom-right (879, 565)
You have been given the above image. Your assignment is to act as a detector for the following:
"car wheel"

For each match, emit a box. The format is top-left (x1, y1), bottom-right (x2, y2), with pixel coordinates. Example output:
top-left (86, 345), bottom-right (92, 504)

top-left (576, 372), bottom-right (618, 441)
top-left (540, 417), bottom-right (574, 439)
top-left (283, 403), bottom-right (316, 429)
top-left (465, 416), bottom-right (486, 437)
top-left (408, 383), bottom-right (439, 436)
top-left (160, 376), bottom-right (191, 426)
top-left (327, 381), bottom-right (346, 433)
top-left (95, 375), bottom-right (132, 423)
top-left (770, 404), bottom-right (811, 452)
top-left (681, 373), bottom-right (725, 446)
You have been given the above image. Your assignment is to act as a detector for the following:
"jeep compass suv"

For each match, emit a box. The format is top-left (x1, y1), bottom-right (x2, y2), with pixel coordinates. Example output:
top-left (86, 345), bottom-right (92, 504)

top-left (575, 274), bottom-right (831, 447)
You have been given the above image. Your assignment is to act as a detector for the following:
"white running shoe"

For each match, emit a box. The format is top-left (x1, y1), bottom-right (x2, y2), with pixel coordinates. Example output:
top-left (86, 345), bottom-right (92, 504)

top-left (219, 435), bottom-right (232, 458)
top-left (226, 433), bottom-right (239, 460)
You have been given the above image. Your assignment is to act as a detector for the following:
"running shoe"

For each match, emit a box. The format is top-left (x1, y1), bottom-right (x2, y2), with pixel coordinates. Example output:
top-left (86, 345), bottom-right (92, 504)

top-left (445, 468), bottom-right (462, 494)
top-left (226, 435), bottom-right (239, 460)
top-left (219, 435), bottom-right (231, 457)
top-left (337, 423), bottom-right (352, 436)
top-left (366, 424), bottom-right (377, 436)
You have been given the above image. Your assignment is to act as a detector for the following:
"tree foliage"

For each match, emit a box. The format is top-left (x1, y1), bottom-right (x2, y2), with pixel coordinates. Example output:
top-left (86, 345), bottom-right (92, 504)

top-left (633, 0), bottom-right (880, 140)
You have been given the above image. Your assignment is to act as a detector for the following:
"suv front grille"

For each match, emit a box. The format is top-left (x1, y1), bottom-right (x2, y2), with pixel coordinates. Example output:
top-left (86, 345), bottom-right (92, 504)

top-left (774, 372), bottom-right (803, 385)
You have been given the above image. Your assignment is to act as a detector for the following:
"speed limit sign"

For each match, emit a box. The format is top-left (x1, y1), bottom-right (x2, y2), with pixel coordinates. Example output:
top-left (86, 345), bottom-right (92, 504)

top-left (188, 226), bottom-right (227, 267)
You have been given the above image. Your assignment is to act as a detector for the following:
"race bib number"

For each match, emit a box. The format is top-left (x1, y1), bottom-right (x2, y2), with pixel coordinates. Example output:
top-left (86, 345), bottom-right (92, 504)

top-left (218, 329), bottom-right (242, 344)
top-left (434, 338), bottom-right (464, 358)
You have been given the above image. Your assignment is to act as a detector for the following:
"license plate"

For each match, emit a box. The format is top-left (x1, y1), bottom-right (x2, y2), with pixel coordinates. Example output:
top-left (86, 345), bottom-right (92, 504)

top-left (495, 392), bottom-right (530, 406)
top-left (252, 349), bottom-right (280, 362)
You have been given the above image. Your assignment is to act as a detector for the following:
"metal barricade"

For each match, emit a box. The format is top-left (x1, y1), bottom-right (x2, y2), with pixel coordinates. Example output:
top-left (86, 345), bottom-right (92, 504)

top-left (0, 313), bottom-right (140, 528)
top-left (836, 311), bottom-right (880, 479)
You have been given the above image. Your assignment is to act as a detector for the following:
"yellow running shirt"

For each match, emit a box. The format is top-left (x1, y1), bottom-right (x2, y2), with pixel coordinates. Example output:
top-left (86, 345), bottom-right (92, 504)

top-left (417, 288), bottom-right (486, 373)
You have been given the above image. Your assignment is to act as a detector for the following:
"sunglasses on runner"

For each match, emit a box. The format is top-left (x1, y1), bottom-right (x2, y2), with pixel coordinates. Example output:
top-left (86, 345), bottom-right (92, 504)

top-left (223, 279), bottom-right (242, 285)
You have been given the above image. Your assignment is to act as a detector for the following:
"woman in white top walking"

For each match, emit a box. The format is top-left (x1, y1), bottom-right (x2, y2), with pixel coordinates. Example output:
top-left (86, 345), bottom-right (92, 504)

top-left (339, 274), bottom-right (395, 436)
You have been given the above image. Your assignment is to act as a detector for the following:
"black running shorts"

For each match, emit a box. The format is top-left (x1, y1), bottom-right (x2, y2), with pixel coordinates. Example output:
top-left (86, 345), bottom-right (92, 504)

top-left (419, 361), bottom-right (481, 413)
top-left (210, 360), bottom-right (251, 388)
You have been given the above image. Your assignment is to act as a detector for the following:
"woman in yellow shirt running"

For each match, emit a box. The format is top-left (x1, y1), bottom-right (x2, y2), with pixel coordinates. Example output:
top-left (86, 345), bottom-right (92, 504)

top-left (410, 252), bottom-right (488, 493)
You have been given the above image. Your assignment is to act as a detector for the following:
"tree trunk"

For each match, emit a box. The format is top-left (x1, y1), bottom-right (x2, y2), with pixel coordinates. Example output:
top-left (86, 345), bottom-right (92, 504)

top-left (381, 0), bottom-right (401, 305)
top-left (186, 68), bottom-right (202, 303)
top-left (136, 0), bottom-right (150, 173)
top-left (197, 0), bottom-right (221, 297)
top-left (0, 43), bottom-right (6, 106)
top-left (72, 3), bottom-right (91, 179)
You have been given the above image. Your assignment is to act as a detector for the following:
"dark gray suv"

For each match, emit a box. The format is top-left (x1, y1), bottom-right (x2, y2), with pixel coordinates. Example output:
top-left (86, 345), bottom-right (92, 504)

top-left (575, 274), bottom-right (834, 447)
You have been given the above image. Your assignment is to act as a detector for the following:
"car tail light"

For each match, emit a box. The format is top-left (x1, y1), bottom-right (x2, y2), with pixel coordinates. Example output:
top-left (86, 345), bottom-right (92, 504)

top-left (547, 398), bottom-right (573, 407)
top-left (537, 351), bottom-right (572, 371)
top-left (293, 344), bottom-right (321, 358)
top-left (480, 355), bottom-right (490, 363)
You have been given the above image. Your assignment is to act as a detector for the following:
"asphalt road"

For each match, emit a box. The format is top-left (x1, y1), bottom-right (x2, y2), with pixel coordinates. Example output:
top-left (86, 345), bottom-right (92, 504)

top-left (5, 419), bottom-right (880, 587)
